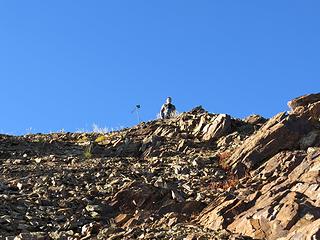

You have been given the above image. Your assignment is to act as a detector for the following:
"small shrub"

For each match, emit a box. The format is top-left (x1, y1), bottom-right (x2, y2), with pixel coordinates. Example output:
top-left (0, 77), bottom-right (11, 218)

top-left (83, 145), bottom-right (92, 159)
top-left (95, 135), bottom-right (106, 143)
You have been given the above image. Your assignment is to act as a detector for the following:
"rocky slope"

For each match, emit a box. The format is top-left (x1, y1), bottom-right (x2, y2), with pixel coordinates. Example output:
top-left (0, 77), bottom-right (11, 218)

top-left (0, 94), bottom-right (319, 240)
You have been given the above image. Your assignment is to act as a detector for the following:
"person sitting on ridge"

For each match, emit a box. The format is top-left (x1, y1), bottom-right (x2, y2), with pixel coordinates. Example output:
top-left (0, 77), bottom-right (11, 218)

top-left (160, 97), bottom-right (176, 119)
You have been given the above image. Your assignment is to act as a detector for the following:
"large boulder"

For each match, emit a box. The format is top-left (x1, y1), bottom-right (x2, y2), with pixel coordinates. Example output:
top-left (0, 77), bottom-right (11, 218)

top-left (288, 93), bottom-right (320, 125)
top-left (288, 93), bottom-right (320, 112)
top-left (202, 114), bottom-right (232, 141)
top-left (243, 114), bottom-right (268, 126)
top-left (111, 181), bottom-right (171, 212)
top-left (224, 94), bottom-right (320, 174)
top-left (226, 112), bottom-right (311, 173)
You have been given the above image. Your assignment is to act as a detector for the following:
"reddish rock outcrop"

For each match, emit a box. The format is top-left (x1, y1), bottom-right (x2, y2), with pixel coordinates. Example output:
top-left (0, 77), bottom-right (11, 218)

top-left (0, 93), bottom-right (319, 239)
top-left (197, 93), bottom-right (320, 239)
top-left (288, 93), bottom-right (320, 112)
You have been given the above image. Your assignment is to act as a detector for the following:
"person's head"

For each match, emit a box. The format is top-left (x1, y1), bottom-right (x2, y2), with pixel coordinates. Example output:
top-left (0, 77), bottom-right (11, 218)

top-left (166, 97), bottom-right (172, 104)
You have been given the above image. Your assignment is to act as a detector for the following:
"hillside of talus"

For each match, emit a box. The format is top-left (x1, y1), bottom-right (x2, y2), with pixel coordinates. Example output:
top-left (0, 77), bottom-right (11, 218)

top-left (0, 93), bottom-right (319, 240)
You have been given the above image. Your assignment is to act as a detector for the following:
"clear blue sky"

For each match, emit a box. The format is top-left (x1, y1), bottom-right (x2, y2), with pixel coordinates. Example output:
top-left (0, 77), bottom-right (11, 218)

top-left (0, 1), bottom-right (319, 135)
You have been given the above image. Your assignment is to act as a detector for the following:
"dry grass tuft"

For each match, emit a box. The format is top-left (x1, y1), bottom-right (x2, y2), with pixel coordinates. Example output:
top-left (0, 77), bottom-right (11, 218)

top-left (217, 151), bottom-right (233, 171)
top-left (210, 174), bottom-right (240, 191)
top-left (210, 150), bottom-right (251, 191)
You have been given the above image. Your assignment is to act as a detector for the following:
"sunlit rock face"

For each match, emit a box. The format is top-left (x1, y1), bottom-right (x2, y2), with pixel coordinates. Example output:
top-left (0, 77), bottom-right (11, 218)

top-left (0, 93), bottom-right (319, 240)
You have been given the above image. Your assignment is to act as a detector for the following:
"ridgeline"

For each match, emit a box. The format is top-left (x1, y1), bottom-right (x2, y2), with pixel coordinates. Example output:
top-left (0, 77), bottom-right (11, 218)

top-left (0, 94), bottom-right (319, 239)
